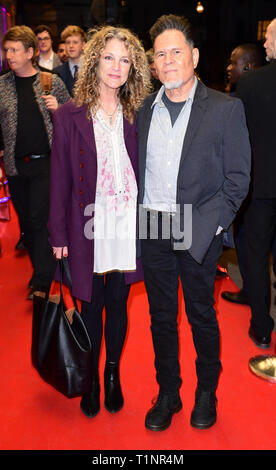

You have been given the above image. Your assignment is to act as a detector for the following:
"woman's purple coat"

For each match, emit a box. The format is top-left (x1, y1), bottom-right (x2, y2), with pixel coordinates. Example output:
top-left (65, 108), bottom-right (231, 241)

top-left (48, 101), bottom-right (143, 302)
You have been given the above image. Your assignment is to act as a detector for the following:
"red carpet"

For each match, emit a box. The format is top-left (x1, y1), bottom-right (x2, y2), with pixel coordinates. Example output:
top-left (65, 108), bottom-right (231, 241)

top-left (0, 203), bottom-right (276, 452)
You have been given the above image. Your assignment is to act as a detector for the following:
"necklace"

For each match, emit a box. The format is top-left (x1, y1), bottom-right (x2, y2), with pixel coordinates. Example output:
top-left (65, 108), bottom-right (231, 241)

top-left (100, 101), bottom-right (118, 126)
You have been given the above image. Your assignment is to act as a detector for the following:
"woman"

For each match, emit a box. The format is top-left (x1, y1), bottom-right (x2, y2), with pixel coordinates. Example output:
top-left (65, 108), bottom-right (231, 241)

top-left (48, 26), bottom-right (150, 418)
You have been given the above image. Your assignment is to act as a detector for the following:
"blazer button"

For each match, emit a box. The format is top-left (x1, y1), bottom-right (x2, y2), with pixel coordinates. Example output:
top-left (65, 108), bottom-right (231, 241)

top-left (79, 190), bottom-right (83, 195)
top-left (80, 149), bottom-right (84, 155)
top-left (79, 176), bottom-right (83, 182)
top-left (79, 202), bottom-right (84, 208)
top-left (80, 162), bottom-right (84, 168)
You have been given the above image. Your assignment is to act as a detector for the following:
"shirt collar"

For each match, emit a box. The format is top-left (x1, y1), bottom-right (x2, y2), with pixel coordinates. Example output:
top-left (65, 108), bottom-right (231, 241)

top-left (68, 58), bottom-right (82, 75)
top-left (39, 51), bottom-right (54, 63)
top-left (151, 75), bottom-right (198, 109)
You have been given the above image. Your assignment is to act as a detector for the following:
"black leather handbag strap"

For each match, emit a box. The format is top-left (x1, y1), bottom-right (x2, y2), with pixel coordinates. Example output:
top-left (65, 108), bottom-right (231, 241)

top-left (59, 256), bottom-right (79, 314)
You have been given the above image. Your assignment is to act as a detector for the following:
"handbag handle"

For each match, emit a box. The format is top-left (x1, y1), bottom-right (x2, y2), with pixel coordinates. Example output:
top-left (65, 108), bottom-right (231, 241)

top-left (59, 256), bottom-right (79, 314)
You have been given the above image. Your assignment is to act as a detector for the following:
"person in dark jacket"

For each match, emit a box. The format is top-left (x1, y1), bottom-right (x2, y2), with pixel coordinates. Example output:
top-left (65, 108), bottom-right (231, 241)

top-left (221, 42), bottom-right (265, 306)
top-left (235, 18), bottom-right (276, 351)
top-left (54, 25), bottom-right (86, 96)
top-left (138, 14), bottom-right (251, 432)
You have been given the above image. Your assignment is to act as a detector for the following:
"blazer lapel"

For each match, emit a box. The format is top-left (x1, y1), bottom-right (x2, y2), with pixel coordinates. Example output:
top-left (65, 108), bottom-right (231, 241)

top-left (71, 104), bottom-right (96, 154)
top-left (138, 94), bottom-right (156, 201)
top-left (179, 81), bottom-right (208, 168)
top-left (139, 96), bottom-right (155, 160)
top-left (65, 62), bottom-right (74, 91)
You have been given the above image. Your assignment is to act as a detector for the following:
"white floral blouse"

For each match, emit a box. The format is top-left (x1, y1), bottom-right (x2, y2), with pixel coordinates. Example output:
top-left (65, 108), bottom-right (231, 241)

top-left (92, 106), bottom-right (137, 274)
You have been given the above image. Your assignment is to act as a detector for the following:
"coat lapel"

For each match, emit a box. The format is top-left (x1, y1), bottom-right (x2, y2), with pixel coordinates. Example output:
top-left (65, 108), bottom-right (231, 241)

top-left (123, 116), bottom-right (139, 177)
top-left (179, 81), bottom-right (208, 168)
top-left (71, 104), bottom-right (96, 154)
top-left (138, 94), bottom-right (156, 202)
top-left (139, 96), bottom-right (155, 161)
top-left (65, 62), bottom-right (74, 92)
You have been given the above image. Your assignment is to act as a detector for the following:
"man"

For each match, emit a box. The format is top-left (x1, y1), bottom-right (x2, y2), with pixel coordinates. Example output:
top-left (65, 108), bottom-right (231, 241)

top-left (54, 25), bottom-right (86, 96)
top-left (226, 43), bottom-right (264, 94)
top-left (235, 18), bottom-right (276, 351)
top-left (138, 15), bottom-right (251, 431)
top-left (34, 25), bottom-right (61, 70)
top-left (56, 40), bottom-right (68, 64)
top-left (221, 43), bottom-right (265, 306)
top-left (0, 25), bottom-right (70, 298)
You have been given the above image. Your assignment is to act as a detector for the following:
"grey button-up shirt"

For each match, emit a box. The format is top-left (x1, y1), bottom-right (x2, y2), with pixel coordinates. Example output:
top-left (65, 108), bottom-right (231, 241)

top-left (143, 77), bottom-right (198, 213)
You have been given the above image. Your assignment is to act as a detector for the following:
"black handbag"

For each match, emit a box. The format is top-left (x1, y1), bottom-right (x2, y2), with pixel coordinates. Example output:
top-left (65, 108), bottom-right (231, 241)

top-left (31, 258), bottom-right (93, 398)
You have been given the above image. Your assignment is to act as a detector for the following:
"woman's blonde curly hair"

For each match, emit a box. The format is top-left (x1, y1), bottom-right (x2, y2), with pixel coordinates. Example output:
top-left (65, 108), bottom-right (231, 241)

top-left (73, 25), bottom-right (152, 123)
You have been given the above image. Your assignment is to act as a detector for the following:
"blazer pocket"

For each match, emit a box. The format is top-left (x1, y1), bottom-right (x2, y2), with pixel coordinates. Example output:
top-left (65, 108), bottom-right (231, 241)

top-left (197, 196), bottom-right (221, 214)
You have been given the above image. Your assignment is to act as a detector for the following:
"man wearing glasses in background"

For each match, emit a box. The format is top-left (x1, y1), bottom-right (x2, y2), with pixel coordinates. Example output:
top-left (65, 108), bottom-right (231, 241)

top-left (34, 25), bottom-right (61, 71)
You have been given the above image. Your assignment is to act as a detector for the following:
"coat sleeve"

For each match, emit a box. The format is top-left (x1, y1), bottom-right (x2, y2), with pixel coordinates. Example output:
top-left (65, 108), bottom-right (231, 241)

top-left (52, 74), bottom-right (71, 105)
top-left (219, 97), bottom-right (251, 229)
top-left (48, 105), bottom-right (72, 247)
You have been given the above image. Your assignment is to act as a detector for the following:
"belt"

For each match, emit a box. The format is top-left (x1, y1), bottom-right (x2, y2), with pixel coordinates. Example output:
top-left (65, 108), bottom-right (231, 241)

top-left (146, 209), bottom-right (176, 219)
top-left (23, 153), bottom-right (49, 163)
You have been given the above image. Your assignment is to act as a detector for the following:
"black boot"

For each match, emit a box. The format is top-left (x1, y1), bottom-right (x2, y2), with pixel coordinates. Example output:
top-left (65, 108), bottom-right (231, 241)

top-left (190, 388), bottom-right (217, 429)
top-left (104, 361), bottom-right (124, 413)
top-left (80, 376), bottom-right (100, 418)
top-left (145, 393), bottom-right (182, 431)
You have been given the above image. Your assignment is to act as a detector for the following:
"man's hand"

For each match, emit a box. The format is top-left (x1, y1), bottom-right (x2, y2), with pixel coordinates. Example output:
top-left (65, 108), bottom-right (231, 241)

top-left (42, 94), bottom-right (59, 112)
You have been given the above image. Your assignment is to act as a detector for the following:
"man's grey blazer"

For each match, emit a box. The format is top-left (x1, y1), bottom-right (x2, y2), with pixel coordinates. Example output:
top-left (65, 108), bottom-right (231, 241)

top-left (138, 79), bottom-right (251, 264)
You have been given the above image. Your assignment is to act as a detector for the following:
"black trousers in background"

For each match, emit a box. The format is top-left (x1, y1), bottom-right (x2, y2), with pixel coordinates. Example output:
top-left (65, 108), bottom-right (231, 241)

top-left (244, 198), bottom-right (276, 337)
top-left (8, 158), bottom-right (55, 289)
top-left (81, 272), bottom-right (130, 376)
top-left (232, 209), bottom-right (249, 297)
top-left (141, 214), bottom-right (222, 395)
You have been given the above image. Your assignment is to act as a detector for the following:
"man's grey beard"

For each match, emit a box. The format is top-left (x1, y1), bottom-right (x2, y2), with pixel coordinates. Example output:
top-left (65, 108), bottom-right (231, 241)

top-left (164, 79), bottom-right (183, 90)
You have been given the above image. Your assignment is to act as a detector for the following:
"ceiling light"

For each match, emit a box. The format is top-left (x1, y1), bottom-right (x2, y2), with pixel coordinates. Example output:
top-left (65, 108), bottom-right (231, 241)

top-left (196, 2), bottom-right (204, 13)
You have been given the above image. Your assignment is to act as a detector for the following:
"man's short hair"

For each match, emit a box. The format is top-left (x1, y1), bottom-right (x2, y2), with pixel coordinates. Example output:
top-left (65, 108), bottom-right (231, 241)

top-left (34, 24), bottom-right (54, 40)
top-left (150, 14), bottom-right (195, 49)
top-left (61, 25), bottom-right (87, 42)
top-left (238, 43), bottom-right (265, 68)
top-left (3, 25), bottom-right (38, 63)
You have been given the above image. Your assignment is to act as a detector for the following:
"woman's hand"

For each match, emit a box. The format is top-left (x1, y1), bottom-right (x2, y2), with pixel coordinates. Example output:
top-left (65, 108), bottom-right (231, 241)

top-left (52, 246), bottom-right (68, 259)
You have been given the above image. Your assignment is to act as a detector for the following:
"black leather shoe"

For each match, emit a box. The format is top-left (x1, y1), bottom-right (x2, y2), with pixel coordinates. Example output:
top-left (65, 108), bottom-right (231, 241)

top-left (221, 290), bottom-right (249, 305)
top-left (80, 378), bottom-right (100, 418)
top-left (145, 393), bottom-right (182, 431)
top-left (104, 362), bottom-right (124, 413)
top-left (190, 388), bottom-right (217, 429)
top-left (248, 325), bottom-right (271, 349)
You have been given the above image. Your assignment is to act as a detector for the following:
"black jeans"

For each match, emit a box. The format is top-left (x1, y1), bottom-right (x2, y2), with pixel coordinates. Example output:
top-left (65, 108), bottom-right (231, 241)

top-left (244, 198), bottom-right (276, 337)
top-left (141, 213), bottom-right (222, 394)
top-left (81, 272), bottom-right (130, 376)
top-left (8, 158), bottom-right (55, 289)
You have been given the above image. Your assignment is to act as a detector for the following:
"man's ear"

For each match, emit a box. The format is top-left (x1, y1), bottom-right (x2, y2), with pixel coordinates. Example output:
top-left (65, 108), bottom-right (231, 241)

top-left (27, 47), bottom-right (35, 61)
top-left (192, 48), bottom-right (199, 69)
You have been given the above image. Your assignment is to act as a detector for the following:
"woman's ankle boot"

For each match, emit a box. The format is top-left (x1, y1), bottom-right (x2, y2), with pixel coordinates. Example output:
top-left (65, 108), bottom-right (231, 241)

top-left (80, 376), bottom-right (100, 418)
top-left (104, 361), bottom-right (124, 413)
